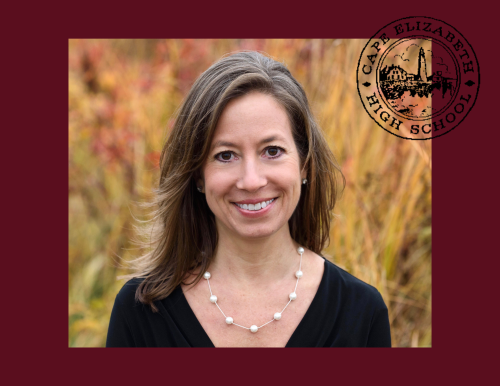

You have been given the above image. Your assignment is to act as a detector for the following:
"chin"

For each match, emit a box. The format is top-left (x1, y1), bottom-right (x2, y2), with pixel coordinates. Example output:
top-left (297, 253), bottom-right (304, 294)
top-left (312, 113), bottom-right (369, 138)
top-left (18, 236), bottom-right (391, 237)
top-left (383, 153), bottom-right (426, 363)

top-left (235, 223), bottom-right (283, 239)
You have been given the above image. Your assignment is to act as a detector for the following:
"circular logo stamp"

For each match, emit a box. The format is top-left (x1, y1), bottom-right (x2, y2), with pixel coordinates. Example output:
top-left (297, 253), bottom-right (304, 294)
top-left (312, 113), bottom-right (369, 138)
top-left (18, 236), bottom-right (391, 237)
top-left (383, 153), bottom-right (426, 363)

top-left (357, 16), bottom-right (480, 139)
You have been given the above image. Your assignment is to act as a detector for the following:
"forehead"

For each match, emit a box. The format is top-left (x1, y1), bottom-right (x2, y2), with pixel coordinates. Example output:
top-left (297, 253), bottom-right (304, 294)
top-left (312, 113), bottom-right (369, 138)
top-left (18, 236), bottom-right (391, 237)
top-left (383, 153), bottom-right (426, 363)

top-left (210, 92), bottom-right (292, 149)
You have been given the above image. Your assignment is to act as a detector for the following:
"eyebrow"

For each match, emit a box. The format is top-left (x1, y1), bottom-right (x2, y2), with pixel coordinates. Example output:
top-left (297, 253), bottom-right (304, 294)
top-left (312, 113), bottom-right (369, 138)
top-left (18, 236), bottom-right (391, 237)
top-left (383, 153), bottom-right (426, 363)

top-left (211, 135), bottom-right (287, 151)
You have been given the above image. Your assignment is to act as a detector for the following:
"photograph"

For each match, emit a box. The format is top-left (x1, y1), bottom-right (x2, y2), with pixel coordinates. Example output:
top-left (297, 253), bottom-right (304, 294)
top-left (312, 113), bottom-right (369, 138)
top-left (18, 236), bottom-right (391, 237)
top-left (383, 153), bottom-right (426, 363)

top-left (68, 39), bottom-right (431, 347)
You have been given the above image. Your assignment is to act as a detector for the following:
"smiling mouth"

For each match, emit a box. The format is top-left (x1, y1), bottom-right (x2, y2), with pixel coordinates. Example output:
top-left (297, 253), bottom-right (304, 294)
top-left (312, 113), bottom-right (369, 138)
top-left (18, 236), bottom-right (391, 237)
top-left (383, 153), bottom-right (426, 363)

top-left (232, 197), bottom-right (279, 211)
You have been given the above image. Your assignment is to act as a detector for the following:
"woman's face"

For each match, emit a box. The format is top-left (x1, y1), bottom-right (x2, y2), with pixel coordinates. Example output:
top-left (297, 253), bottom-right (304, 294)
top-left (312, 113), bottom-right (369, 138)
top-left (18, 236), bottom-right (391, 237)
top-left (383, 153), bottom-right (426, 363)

top-left (199, 92), bottom-right (307, 240)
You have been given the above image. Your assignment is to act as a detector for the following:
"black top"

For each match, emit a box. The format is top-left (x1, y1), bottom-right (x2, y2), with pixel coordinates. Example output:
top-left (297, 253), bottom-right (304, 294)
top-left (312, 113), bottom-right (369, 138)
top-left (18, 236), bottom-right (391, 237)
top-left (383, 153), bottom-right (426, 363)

top-left (106, 257), bottom-right (391, 347)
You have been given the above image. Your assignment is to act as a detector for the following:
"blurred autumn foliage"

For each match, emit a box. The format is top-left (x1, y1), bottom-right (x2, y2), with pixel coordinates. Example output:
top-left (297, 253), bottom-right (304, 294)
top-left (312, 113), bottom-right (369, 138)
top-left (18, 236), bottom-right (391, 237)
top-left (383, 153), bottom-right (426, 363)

top-left (69, 39), bottom-right (431, 347)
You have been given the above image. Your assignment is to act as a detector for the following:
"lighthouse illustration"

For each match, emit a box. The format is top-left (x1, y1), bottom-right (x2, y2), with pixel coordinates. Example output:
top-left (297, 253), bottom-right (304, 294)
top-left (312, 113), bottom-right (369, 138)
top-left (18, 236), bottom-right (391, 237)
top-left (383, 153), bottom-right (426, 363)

top-left (380, 46), bottom-right (431, 83)
top-left (378, 42), bottom-right (456, 118)
top-left (417, 48), bottom-right (427, 82)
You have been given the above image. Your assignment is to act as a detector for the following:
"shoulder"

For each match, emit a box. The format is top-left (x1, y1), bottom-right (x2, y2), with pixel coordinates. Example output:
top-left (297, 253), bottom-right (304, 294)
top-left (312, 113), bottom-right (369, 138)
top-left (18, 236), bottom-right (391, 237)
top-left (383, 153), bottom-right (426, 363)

top-left (114, 278), bottom-right (145, 308)
top-left (322, 257), bottom-right (387, 310)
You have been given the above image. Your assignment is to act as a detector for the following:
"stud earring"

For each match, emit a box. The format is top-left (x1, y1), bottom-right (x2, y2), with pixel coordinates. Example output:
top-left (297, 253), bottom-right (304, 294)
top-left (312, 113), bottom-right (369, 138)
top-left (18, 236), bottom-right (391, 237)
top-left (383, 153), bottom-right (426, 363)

top-left (197, 186), bottom-right (203, 192)
top-left (302, 179), bottom-right (307, 185)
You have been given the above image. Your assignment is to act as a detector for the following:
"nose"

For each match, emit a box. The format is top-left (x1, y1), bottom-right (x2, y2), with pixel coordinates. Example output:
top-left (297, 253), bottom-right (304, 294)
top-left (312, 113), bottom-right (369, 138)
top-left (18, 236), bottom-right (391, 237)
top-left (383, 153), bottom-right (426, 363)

top-left (235, 158), bottom-right (267, 192)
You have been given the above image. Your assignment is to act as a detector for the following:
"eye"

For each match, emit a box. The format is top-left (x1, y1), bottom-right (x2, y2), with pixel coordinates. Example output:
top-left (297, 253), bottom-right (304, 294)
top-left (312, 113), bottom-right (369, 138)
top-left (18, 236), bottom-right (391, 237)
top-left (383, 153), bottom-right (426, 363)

top-left (265, 147), bottom-right (283, 158)
top-left (218, 151), bottom-right (235, 162)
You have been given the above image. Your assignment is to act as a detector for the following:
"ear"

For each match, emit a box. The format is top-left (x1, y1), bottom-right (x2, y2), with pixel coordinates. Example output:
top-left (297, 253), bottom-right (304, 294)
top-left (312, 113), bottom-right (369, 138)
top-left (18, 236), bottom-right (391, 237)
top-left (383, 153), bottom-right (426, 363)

top-left (195, 168), bottom-right (205, 192)
top-left (197, 178), bottom-right (204, 193)
top-left (300, 166), bottom-right (307, 181)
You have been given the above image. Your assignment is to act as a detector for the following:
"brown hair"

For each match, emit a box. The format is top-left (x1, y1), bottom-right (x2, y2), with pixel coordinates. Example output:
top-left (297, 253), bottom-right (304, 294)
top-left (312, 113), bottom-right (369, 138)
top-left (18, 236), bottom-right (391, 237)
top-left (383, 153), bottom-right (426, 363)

top-left (120, 51), bottom-right (344, 311)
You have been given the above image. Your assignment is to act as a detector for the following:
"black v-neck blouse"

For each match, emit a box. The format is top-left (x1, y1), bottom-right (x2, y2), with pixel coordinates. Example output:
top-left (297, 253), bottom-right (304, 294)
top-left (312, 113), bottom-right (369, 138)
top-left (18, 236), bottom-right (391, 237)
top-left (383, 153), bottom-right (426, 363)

top-left (106, 257), bottom-right (391, 347)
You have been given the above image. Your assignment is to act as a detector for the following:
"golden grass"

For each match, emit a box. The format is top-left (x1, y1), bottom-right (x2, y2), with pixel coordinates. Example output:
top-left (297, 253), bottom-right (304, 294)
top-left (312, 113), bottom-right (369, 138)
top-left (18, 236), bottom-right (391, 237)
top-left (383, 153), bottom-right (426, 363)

top-left (68, 39), bottom-right (431, 347)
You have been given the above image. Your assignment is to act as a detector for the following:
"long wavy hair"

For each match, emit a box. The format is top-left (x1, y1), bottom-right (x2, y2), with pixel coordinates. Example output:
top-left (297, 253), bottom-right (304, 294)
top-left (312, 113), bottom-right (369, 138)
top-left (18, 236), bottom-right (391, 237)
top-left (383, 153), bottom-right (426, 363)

top-left (120, 51), bottom-right (345, 312)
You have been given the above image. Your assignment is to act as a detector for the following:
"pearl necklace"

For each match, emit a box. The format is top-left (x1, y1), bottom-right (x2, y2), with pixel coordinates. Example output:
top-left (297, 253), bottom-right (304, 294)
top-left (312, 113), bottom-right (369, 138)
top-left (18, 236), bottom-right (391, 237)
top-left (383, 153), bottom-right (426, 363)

top-left (203, 246), bottom-right (304, 333)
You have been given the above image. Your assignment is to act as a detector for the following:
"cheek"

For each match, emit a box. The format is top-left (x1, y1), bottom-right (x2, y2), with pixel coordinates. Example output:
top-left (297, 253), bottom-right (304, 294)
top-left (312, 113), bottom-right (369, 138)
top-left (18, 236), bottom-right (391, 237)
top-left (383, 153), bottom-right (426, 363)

top-left (279, 160), bottom-right (301, 187)
top-left (205, 169), bottom-right (232, 202)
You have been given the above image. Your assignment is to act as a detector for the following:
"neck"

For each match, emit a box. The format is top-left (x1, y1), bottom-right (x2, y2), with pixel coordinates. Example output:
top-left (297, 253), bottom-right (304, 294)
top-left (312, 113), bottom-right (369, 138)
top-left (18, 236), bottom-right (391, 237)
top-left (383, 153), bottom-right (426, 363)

top-left (210, 224), bottom-right (301, 286)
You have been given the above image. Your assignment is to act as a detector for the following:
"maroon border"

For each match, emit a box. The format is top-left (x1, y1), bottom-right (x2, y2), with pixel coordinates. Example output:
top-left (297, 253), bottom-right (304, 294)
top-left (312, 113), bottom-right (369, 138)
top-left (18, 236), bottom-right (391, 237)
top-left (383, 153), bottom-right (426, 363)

top-left (9, 2), bottom-right (495, 383)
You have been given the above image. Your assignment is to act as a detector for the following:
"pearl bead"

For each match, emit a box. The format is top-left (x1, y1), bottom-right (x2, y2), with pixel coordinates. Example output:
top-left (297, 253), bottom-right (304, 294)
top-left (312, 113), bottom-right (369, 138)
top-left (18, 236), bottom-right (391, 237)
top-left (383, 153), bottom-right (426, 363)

top-left (210, 295), bottom-right (217, 303)
top-left (274, 312), bottom-right (282, 320)
top-left (250, 325), bottom-right (258, 333)
top-left (297, 247), bottom-right (304, 254)
top-left (226, 317), bottom-right (233, 324)
top-left (203, 272), bottom-right (211, 280)
top-left (295, 270), bottom-right (303, 279)
top-left (289, 292), bottom-right (297, 300)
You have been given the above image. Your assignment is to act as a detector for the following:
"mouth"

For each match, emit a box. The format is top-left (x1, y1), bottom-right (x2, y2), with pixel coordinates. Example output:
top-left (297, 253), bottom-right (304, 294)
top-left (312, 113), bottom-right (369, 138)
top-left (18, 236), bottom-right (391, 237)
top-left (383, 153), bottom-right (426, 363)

top-left (231, 197), bottom-right (279, 214)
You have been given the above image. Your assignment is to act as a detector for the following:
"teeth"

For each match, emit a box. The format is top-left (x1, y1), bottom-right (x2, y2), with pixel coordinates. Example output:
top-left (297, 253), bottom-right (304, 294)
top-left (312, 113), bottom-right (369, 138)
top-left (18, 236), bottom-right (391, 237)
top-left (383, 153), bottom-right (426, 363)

top-left (236, 198), bottom-right (275, 211)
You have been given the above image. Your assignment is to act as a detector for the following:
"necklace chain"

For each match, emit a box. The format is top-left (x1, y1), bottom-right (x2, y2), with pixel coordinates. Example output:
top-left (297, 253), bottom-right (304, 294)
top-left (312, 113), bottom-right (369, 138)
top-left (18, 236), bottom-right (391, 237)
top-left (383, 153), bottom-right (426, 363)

top-left (203, 247), bottom-right (304, 333)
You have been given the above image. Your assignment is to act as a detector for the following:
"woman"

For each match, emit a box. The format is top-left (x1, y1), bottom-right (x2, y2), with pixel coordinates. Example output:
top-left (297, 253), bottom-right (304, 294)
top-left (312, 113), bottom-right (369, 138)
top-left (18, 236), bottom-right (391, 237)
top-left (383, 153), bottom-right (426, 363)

top-left (106, 51), bottom-right (391, 347)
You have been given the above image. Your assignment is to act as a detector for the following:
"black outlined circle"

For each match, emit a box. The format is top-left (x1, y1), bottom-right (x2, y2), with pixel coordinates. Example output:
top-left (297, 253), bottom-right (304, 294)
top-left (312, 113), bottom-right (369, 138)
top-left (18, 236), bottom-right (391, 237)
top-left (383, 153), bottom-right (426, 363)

top-left (357, 16), bottom-right (480, 140)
